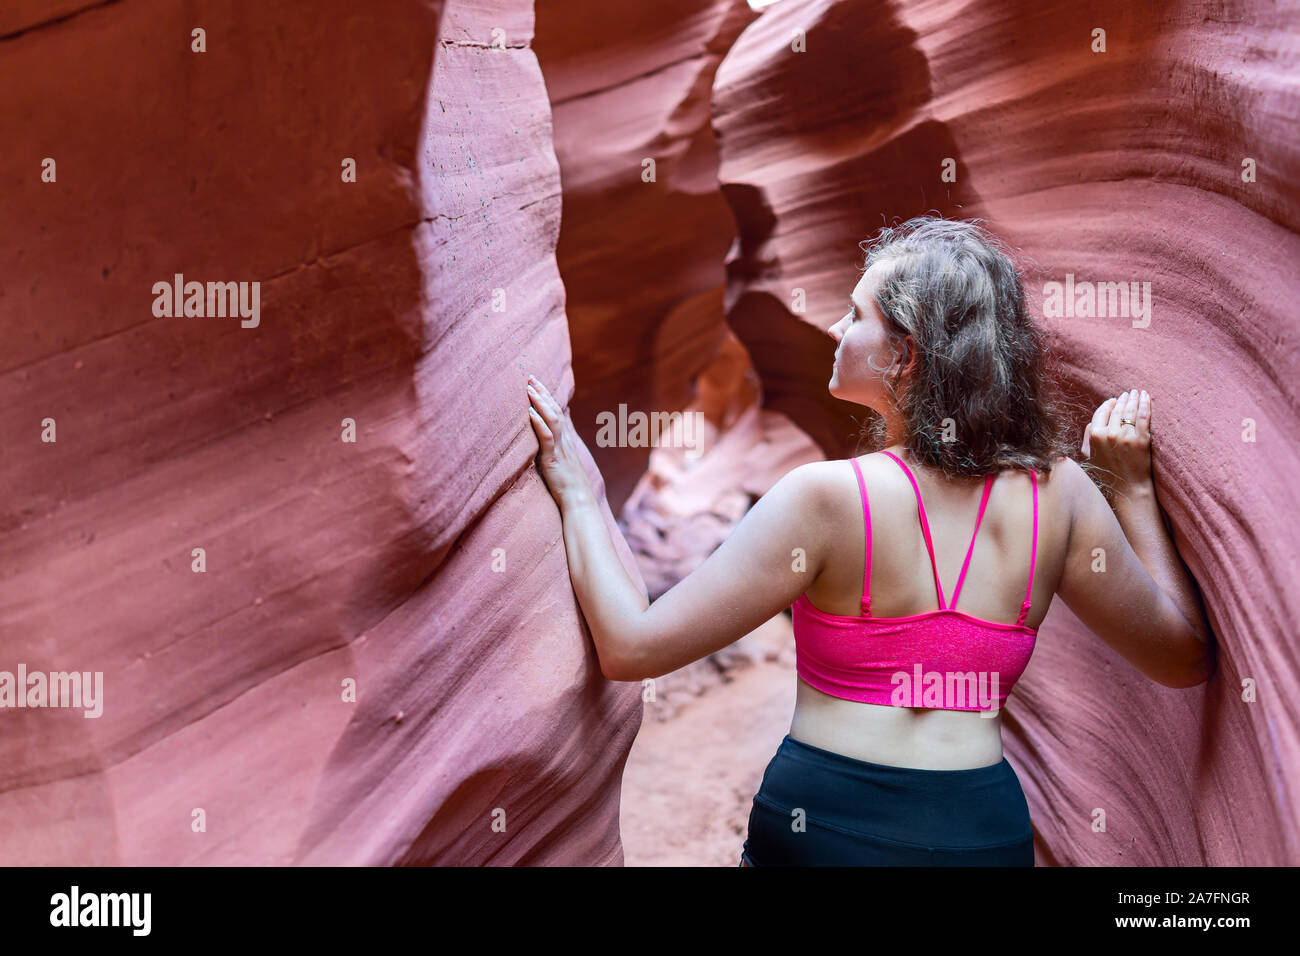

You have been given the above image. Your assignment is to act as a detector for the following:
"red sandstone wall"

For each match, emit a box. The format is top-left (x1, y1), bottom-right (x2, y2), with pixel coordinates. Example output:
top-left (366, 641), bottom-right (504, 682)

top-left (713, 0), bottom-right (1300, 863)
top-left (0, 0), bottom-right (641, 865)
top-left (534, 0), bottom-right (757, 512)
top-left (534, 1), bottom-right (825, 718)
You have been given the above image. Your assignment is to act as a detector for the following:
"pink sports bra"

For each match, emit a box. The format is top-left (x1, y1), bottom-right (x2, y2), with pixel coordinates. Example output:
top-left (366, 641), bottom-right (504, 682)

top-left (792, 451), bottom-right (1039, 712)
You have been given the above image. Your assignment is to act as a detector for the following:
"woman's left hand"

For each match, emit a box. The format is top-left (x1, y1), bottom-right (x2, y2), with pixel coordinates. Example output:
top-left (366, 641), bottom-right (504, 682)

top-left (527, 374), bottom-right (596, 507)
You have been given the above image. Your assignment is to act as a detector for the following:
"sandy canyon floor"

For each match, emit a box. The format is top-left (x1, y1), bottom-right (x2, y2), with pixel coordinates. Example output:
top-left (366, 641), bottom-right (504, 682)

top-left (619, 613), bottom-right (797, 867)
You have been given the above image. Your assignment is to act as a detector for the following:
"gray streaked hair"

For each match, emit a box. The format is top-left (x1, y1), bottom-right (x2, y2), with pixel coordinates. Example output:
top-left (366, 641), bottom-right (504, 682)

top-left (855, 215), bottom-right (1082, 478)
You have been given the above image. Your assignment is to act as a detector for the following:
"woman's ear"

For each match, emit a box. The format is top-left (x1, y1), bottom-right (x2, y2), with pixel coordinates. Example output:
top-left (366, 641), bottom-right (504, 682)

top-left (900, 335), bottom-right (919, 376)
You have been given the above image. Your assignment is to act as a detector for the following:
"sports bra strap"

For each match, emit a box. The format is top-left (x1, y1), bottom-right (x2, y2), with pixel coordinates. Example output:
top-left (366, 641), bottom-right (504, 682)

top-left (947, 474), bottom-right (996, 611)
top-left (849, 457), bottom-right (872, 616)
top-left (1016, 469), bottom-right (1039, 626)
top-left (879, 450), bottom-right (946, 609)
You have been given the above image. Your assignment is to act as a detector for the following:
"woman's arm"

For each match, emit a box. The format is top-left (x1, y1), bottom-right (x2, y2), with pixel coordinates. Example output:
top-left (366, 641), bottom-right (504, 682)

top-left (558, 466), bottom-right (830, 680)
top-left (527, 374), bottom-right (829, 681)
top-left (1111, 479), bottom-right (1211, 646)
top-left (553, 488), bottom-right (649, 675)
top-left (1058, 389), bottom-right (1215, 686)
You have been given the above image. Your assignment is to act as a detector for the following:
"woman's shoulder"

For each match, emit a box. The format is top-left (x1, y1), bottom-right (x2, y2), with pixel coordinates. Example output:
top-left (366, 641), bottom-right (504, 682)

top-left (781, 454), bottom-right (906, 514)
top-left (772, 457), bottom-right (874, 513)
top-left (1028, 453), bottom-right (1085, 500)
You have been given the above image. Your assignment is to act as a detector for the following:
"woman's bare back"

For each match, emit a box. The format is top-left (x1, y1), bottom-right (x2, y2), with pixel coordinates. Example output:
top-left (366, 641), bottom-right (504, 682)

top-left (789, 449), bottom-right (1065, 769)
top-left (789, 424), bottom-right (1211, 770)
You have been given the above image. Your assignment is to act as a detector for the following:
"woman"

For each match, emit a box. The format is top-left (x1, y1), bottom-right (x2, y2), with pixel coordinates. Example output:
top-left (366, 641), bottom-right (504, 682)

top-left (525, 216), bottom-right (1214, 867)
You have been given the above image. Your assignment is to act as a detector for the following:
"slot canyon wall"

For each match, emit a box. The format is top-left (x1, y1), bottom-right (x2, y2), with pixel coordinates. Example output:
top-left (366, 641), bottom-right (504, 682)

top-left (1, 0), bottom-right (641, 865)
top-left (533, 0), bottom-right (824, 713)
top-left (534, 0), bottom-right (757, 514)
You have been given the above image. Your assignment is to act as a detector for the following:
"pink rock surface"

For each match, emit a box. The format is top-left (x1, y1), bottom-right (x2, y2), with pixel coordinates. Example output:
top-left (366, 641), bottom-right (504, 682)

top-left (713, 0), bottom-right (1300, 863)
top-left (1, 0), bottom-right (641, 865)
top-left (535, 1), bottom-right (813, 721)
top-left (534, 0), bottom-right (757, 512)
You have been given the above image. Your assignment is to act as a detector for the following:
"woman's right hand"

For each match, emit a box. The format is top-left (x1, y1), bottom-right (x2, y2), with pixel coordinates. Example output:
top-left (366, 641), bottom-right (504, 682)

top-left (1081, 388), bottom-right (1154, 491)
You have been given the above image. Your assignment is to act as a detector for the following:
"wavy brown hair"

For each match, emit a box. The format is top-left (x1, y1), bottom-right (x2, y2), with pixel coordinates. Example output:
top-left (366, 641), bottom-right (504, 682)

top-left (852, 215), bottom-right (1086, 479)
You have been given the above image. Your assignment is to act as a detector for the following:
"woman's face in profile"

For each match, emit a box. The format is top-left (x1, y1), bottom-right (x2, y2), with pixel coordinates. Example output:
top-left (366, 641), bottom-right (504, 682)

top-left (827, 261), bottom-right (907, 412)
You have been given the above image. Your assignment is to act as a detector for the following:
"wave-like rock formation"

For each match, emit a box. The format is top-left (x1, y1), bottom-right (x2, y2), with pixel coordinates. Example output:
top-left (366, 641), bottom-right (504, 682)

top-left (1, 0), bottom-right (641, 864)
top-left (713, 0), bottom-right (1300, 863)
top-left (534, 0), bottom-right (757, 512)
top-left (535, 1), bottom-right (828, 716)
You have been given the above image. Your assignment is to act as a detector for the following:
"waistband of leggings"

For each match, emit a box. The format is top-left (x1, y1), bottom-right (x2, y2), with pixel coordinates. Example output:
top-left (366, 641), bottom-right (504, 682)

top-left (779, 734), bottom-right (1012, 780)
top-left (761, 735), bottom-right (1029, 846)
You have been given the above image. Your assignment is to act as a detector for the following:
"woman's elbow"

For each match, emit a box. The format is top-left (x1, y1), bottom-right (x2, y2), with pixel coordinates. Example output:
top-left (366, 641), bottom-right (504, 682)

top-left (599, 644), bottom-right (643, 682)
top-left (600, 657), bottom-right (632, 682)
top-left (600, 645), bottom-right (661, 683)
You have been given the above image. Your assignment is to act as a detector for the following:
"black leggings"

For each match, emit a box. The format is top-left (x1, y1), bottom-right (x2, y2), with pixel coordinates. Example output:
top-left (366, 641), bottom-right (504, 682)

top-left (741, 735), bottom-right (1035, 866)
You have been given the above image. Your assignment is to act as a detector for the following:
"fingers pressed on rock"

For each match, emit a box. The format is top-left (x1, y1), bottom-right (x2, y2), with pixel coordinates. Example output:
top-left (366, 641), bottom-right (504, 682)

top-left (1136, 389), bottom-right (1152, 433)
top-left (532, 392), bottom-right (556, 425)
top-left (1104, 395), bottom-right (1124, 431)
top-left (1124, 389), bottom-right (1139, 425)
